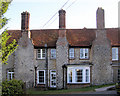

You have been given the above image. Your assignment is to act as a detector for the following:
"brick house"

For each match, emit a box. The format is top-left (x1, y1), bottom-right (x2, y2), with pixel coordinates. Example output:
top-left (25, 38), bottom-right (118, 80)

top-left (2, 7), bottom-right (120, 89)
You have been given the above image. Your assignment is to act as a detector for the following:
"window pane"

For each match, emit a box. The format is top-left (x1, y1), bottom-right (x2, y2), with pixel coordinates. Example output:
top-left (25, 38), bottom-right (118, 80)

top-left (118, 69), bottom-right (120, 81)
top-left (86, 69), bottom-right (89, 82)
top-left (69, 70), bottom-right (72, 82)
top-left (69, 48), bottom-right (74, 59)
top-left (38, 71), bottom-right (44, 83)
top-left (50, 70), bottom-right (56, 87)
top-left (42, 49), bottom-right (46, 59)
top-left (38, 49), bottom-right (40, 53)
top-left (9, 73), bottom-right (12, 80)
top-left (80, 49), bottom-right (83, 58)
top-left (51, 49), bottom-right (56, 59)
top-left (80, 48), bottom-right (89, 59)
top-left (37, 49), bottom-right (41, 59)
top-left (76, 69), bottom-right (83, 82)
top-left (112, 48), bottom-right (118, 60)
top-left (37, 54), bottom-right (41, 58)
top-left (8, 71), bottom-right (14, 80)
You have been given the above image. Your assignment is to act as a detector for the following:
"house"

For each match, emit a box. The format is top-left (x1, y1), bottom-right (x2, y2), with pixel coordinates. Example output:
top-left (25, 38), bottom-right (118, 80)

top-left (2, 7), bottom-right (120, 89)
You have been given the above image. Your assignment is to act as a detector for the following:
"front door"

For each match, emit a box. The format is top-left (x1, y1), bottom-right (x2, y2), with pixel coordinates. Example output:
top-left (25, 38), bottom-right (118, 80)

top-left (50, 70), bottom-right (56, 88)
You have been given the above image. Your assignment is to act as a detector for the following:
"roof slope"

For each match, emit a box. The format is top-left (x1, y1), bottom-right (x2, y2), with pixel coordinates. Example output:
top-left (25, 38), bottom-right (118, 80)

top-left (31, 29), bottom-right (59, 47)
top-left (66, 29), bottom-right (96, 46)
top-left (7, 28), bottom-right (120, 47)
top-left (7, 30), bottom-right (21, 44)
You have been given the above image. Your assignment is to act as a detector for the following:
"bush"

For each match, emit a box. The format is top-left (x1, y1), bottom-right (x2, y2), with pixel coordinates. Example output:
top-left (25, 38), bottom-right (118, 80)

top-left (2, 79), bottom-right (25, 96)
top-left (116, 82), bottom-right (120, 95)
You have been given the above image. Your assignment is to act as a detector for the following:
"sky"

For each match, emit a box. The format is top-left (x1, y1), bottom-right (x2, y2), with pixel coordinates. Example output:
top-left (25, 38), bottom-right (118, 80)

top-left (3, 0), bottom-right (120, 31)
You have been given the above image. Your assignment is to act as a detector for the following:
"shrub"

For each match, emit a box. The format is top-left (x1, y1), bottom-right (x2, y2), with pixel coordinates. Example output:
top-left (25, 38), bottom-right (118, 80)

top-left (2, 79), bottom-right (25, 96)
top-left (116, 81), bottom-right (120, 95)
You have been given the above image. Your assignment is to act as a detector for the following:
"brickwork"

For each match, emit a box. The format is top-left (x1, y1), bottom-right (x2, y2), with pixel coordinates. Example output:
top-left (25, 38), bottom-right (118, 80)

top-left (67, 84), bottom-right (90, 89)
top-left (59, 9), bottom-right (66, 29)
top-left (21, 11), bottom-right (30, 30)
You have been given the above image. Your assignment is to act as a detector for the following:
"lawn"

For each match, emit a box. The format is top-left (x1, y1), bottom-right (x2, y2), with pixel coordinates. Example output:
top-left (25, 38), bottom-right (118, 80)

top-left (27, 84), bottom-right (115, 94)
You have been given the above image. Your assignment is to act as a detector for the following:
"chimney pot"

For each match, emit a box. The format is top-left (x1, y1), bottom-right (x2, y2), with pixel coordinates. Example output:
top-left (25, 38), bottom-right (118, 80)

top-left (59, 9), bottom-right (66, 29)
top-left (21, 11), bottom-right (30, 31)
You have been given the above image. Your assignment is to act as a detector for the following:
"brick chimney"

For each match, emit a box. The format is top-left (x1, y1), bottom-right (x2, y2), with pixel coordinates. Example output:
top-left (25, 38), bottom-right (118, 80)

top-left (21, 11), bottom-right (30, 31)
top-left (59, 9), bottom-right (66, 29)
top-left (21, 11), bottom-right (30, 47)
top-left (96, 7), bottom-right (105, 29)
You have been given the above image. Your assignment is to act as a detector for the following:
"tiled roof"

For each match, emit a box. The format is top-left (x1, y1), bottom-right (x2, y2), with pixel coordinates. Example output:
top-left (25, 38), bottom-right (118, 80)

top-left (31, 29), bottom-right (59, 47)
top-left (106, 28), bottom-right (119, 46)
top-left (66, 29), bottom-right (96, 46)
top-left (7, 28), bottom-right (120, 47)
top-left (7, 30), bottom-right (22, 44)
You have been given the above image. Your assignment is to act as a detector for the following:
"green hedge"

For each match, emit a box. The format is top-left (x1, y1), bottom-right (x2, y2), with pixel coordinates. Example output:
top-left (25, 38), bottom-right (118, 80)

top-left (2, 79), bottom-right (25, 96)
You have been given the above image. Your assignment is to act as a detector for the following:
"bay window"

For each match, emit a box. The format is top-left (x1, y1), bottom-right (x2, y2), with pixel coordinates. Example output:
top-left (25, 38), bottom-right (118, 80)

top-left (67, 66), bottom-right (90, 83)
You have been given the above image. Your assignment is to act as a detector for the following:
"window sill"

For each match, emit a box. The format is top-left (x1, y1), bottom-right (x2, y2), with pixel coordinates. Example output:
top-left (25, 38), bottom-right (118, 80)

top-left (112, 60), bottom-right (118, 61)
top-left (36, 59), bottom-right (45, 60)
top-left (79, 58), bottom-right (89, 60)
top-left (50, 58), bottom-right (56, 60)
top-left (37, 83), bottom-right (45, 85)
top-left (69, 58), bottom-right (75, 60)
top-left (67, 82), bottom-right (90, 84)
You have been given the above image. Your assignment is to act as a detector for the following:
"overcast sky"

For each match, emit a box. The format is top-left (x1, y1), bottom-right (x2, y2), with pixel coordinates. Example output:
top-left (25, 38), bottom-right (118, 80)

top-left (4, 0), bottom-right (120, 30)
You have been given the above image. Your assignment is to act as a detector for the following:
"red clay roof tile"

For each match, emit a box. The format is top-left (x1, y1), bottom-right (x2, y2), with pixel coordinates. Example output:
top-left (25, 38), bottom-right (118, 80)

top-left (7, 30), bottom-right (21, 45)
top-left (7, 28), bottom-right (120, 47)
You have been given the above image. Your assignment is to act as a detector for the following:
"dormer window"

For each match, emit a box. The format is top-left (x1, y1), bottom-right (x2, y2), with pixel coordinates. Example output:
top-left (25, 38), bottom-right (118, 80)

top-left (80, 48), bottom-right (89, 59)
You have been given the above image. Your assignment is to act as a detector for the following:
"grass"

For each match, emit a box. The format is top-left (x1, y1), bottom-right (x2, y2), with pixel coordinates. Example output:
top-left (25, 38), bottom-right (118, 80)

top-left (27, 84), bottom-right (115, 94)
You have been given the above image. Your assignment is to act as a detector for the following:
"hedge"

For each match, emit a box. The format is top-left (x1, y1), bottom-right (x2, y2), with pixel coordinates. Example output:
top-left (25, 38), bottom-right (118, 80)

top-left (2, 79), bottom-right (25, 96)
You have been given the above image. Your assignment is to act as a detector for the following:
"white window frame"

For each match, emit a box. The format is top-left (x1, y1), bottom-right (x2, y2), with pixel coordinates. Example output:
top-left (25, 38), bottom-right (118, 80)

top-left (69, 48), bottom-right (74, 59)
top-left (50, 70), bottom-right (56, 88)
top-left (51, 49), bottom-right (56, 59)
top-left (80, 48), bottom-right (89, 59)
top-left (7, 71), bottom-right (14, 80)
top-left (86, 69), bottom-right (89, 83)
top-left (37, 49), bottom-right (46, 59)
top-left (112, 47), bottom-right (118, 61)
top-left (75, 69), bottom-right (83, 82)
top-left (68, 69), bottom-right (72, 83)
top-left (67, 66), bottom-right (90, 84)
top-left (37, 70), bottom-right (45, 84)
